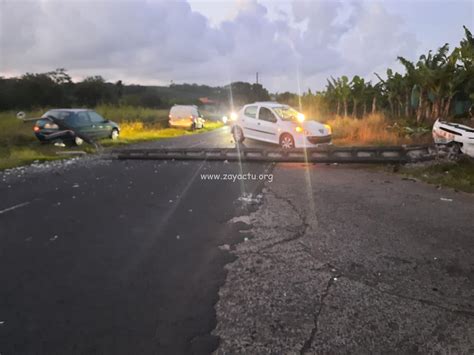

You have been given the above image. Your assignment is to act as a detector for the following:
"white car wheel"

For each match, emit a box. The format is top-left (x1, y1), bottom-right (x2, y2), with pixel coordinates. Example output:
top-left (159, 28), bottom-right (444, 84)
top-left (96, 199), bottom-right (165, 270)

top-left (233, 126), bottom-right (244, 143)
top-left (111, 129), bottom-right (119, 140)
top-left (74, 136), bottom-right (84, 146)
top-left (280, 134), bottom-right (295, 149)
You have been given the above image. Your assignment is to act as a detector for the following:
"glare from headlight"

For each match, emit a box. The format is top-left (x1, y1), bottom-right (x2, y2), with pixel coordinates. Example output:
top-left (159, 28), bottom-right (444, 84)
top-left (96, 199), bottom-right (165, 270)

top-left (324, 124), bottom-right (332, 134)
top-left (222, 115), bottom-right (228, 124)
top-left (230, 112), bottom-right (238, 121)
top-left (297, 113), bottom-right (305, 123)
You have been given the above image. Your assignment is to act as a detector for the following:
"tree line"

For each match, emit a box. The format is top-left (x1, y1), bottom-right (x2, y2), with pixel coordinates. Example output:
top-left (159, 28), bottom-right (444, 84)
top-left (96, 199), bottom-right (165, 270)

top-left (0, 26), bottom-right (471, 123)
top-left (277, 26), bottom-right (473, 123)
top-left (0, 68), bottom-right (270, 111)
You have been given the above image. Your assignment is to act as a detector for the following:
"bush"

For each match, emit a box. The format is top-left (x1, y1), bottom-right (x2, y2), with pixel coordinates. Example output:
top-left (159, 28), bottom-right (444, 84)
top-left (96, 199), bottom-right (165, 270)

top-left (325, 113), bottom-right (431, 146)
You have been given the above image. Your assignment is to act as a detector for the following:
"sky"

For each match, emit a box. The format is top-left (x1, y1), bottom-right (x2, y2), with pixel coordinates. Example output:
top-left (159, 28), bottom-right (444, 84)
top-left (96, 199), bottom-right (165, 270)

top-left (0, 0), bottom-right (472, 92)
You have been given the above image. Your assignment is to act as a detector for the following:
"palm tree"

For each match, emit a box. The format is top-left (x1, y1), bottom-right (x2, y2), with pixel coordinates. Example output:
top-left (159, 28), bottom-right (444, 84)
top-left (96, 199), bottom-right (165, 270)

top-left (350, 75), bottom-right (366, 118)
top-left (326, 77), bottom-right (341, 116)
top-left (339, 76), bottom-right (351, 117)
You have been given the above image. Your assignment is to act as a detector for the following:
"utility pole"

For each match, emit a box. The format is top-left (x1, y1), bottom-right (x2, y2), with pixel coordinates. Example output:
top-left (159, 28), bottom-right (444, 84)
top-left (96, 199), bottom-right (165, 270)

top-left (256, 72), bottom-right (259, 85)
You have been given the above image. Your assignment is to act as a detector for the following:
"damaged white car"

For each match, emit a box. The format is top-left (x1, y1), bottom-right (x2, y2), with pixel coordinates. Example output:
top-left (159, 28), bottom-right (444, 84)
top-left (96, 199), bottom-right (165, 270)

top-left (433, 119), bottom-right (474, 158)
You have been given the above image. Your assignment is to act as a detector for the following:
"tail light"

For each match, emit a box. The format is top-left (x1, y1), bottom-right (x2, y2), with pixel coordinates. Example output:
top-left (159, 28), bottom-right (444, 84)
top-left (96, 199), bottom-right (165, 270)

top-left (33, 126), bottom-right (40, 132)
top-left (44, 123), bottom-right (59, 129)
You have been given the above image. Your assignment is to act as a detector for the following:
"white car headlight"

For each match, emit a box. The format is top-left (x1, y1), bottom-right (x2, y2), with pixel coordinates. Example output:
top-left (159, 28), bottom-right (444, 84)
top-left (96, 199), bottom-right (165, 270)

top-left (295, 126), bottom-right (310, 135)
top-left (324, 124), bottom-right (332, 135)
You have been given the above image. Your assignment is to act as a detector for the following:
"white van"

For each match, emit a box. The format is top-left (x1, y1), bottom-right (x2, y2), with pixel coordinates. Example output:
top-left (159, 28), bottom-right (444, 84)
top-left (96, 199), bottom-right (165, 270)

top-left (168, 105), bottom-right (205, 130)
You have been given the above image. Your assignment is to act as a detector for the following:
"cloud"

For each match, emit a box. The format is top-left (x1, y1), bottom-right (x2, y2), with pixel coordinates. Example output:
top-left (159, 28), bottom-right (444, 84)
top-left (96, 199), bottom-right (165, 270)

top-left (337, 1), bottom-right (419, 77)
top-left (0, 0), bottom-right (420, 91)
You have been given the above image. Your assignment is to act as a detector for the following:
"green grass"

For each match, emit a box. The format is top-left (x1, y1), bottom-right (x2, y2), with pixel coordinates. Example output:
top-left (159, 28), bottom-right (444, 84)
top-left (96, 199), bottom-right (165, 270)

top-left (95, 104), bottom-right (169, 126)
top-left (0, 109), bottom-right (63, 170)
top-left (102, 120), bottom-right (223, 146)
top-left (0, 107), bottom-right (223, 170)
top-left (0, 147), bottom-right (64, 170)
top-left (400, 158), bottom-right (474, 193)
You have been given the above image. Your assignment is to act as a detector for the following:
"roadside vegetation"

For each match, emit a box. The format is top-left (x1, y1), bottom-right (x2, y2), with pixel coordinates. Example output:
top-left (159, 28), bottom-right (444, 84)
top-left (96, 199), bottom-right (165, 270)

top-left (325, 113), bottom-right (431, 146)
top-left (278, 26), bottom-right (473, 125)
top-left (400, 158), bottom-right (474, 193)
top-left (0, 107), bottom-right (223, 170)
top-left (0, 26), bottom-right (472, 172)
top-left (103, 120), bottom-right (223, 146)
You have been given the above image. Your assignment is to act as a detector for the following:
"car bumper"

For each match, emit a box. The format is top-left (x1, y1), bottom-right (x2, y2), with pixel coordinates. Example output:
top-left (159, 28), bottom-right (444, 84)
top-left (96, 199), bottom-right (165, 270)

top-left (169, 120), bottom-right (192, 128)
top-left (35, 130), bottom-right (75, 142)
top-left (294, 134), bottom-right (332, 148)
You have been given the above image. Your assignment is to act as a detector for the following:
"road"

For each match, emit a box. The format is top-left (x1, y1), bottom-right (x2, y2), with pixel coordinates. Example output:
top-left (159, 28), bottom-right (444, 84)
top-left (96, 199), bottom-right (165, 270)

top-left (131, 125), bottom-right (271, 149)
top-left (0, 127), bottom-right (473, 354)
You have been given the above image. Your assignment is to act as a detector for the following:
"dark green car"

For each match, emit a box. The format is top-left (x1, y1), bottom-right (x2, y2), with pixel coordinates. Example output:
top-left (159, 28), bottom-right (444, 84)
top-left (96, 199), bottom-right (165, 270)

top-left (34, 109), bottom-right (120, 146)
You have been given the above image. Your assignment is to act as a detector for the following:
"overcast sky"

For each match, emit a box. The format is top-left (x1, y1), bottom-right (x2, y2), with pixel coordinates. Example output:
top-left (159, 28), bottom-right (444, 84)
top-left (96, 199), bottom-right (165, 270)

top-left (0, 0), bottom-right (472, 92)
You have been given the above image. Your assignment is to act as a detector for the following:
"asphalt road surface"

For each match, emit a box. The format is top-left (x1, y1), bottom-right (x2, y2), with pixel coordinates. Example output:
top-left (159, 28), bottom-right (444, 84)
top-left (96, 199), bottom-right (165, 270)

top-left (0, 127), bottom-right (473, 354)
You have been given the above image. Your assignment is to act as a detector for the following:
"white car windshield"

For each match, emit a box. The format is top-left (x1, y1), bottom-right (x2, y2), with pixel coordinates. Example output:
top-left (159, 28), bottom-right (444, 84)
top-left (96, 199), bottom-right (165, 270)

top-left (273, 106), bottom-right (300, 121)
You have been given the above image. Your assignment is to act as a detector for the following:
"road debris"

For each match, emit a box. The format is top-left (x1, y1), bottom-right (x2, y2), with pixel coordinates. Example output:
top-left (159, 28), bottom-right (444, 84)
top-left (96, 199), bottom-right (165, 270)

top-left (229, 215), bottom-right (252, 225)
top-left (237, 193), bottom-right (262, 205)
top-left (50, 235), bottom-right (59, 242)
top-left (440, 197), bottom-right (453, 202)
top-left (402, 177), bottom-right (418, 182)
top-left (0, 202), bottom-right (30, 215)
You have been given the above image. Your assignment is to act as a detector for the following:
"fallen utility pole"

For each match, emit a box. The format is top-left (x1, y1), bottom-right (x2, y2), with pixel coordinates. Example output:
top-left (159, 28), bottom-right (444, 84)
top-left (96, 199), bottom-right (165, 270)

top-left (111, 145), bottom-right (435, 164)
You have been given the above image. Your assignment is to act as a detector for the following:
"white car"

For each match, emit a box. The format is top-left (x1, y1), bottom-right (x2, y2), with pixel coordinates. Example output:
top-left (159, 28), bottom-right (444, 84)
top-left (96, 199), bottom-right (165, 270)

top-left (231, 102), bottom-right (332, 148)
top-left (169, 105), bottom-right (205, 130)
top-left (433, 119), bottom-right (474, 158)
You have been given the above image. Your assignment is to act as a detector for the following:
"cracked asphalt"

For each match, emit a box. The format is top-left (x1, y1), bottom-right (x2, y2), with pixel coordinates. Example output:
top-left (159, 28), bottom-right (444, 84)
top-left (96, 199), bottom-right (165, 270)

top-left (1, 128), bottom-right (473, 354)
top-left (214, 163), bottom-right (474, 354)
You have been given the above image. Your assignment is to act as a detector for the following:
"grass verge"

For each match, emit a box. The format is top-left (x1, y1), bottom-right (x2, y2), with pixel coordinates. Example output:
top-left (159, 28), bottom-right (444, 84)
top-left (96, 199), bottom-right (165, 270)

top-left (102, 120), bottom-right (223, 146)
top-left (325, 113), bottom-right (431, 146)
top-left (399, 157), bottom-right (474, 193)
top-left (0, 107), bottom-right (224, 170)
top-left (0, 147), bottom-right (64, 170)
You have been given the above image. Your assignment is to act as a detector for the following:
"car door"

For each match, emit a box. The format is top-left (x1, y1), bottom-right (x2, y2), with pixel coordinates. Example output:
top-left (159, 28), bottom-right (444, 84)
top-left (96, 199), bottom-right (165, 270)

top-left (241, 105), bottom-right (259, 139)
top-left (72, 111), bottom-right (94, 138)
top-left (88, 111), bottom-right (110, 138)
top-left (256, 107), bottom-right (279, 143)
